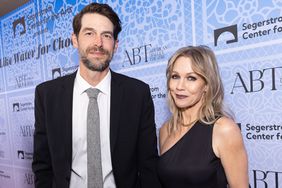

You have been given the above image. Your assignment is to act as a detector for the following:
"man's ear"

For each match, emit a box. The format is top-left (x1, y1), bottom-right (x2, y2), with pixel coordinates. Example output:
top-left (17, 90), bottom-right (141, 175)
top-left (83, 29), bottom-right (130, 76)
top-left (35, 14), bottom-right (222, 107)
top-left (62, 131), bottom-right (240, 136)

top-left (71, 33), bottom-right (78, 48)
top-left (114, 39), bottom-right (119, 52)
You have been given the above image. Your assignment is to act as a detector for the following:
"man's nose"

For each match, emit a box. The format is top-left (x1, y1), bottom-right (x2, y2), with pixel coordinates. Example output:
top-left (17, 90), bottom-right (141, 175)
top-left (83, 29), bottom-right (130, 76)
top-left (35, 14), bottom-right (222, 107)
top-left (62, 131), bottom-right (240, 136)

top-left (93, 35), bottom-right (103, 47)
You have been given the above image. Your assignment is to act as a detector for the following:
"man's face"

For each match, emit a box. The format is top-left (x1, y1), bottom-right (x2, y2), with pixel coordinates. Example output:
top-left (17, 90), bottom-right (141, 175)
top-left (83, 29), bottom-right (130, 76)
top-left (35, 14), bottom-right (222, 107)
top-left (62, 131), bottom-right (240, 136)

top-left (72, 13), bottom-right (118, 72)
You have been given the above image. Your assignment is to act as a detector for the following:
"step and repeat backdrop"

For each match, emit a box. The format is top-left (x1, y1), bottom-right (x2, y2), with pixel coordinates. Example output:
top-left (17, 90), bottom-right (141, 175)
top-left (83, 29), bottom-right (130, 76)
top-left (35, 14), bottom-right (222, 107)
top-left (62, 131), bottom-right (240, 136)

top-left (0, 0), bottom-right (281, 187)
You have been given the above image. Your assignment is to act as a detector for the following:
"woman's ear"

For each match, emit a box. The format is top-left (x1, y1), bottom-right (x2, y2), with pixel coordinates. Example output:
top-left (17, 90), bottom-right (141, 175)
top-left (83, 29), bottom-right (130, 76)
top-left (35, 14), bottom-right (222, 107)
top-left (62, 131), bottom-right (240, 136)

top-left (204, 85), bottom-right (208, 93)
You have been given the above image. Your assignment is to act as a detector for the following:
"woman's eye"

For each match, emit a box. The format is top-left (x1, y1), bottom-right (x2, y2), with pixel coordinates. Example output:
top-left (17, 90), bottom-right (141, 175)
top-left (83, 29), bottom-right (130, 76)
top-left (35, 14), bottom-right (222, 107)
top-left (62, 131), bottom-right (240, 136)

top-left (171, 74), bottom-right (179, 79)
top-left (187, 76), bottom-right (196, 81)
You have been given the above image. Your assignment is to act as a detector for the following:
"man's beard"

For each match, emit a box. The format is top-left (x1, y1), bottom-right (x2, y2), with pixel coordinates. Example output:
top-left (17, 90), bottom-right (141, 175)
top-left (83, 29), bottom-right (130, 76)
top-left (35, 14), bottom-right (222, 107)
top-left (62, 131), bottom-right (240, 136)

top-left (81, 46), bottom-right (113, 72)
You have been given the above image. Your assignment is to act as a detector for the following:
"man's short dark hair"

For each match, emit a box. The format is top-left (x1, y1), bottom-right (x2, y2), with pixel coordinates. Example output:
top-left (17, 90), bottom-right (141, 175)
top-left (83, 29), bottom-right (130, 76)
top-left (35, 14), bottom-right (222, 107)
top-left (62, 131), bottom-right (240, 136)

top-left (72, 3), bottom-right (122, 40)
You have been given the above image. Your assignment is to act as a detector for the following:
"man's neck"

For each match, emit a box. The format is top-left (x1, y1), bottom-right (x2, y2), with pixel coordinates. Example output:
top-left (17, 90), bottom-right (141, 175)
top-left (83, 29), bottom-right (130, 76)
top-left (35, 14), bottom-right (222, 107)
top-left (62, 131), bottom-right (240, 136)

top-left (79, 66), bottom-right (110, 87)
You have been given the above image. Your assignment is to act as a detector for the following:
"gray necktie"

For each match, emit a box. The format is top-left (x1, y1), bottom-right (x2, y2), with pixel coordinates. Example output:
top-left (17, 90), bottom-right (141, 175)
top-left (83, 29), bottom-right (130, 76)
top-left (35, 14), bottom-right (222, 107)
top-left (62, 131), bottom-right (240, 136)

top-left (86, 88), bottom-right (103, 188)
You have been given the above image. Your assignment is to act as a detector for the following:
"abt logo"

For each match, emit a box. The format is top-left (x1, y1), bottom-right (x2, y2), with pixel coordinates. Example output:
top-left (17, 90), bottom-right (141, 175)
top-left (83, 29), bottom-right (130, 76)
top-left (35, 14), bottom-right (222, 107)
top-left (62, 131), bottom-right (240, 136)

top-left (231, 66), bottom-right (282, 94)
top-left (123, 44), bottom-right (152, 66)
top-left (251, 170), bottom-right (282, 188)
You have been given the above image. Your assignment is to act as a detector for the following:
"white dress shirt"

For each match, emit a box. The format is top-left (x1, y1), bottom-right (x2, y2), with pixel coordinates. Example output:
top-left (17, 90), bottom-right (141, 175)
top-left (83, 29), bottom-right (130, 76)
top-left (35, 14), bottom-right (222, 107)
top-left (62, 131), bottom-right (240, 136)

top-left (70, 69), bottom-right (116, 188)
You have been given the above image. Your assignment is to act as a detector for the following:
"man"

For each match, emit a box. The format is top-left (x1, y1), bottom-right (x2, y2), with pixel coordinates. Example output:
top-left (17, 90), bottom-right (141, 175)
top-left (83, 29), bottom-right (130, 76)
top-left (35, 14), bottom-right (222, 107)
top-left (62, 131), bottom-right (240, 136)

top-left (32, 3), bottom-right (161, 188)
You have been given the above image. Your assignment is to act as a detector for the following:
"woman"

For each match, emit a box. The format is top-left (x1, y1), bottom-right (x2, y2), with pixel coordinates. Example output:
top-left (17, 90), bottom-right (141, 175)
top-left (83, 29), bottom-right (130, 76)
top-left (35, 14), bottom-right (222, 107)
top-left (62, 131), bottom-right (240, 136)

top-left (158, 46), bottom-right (249, 188)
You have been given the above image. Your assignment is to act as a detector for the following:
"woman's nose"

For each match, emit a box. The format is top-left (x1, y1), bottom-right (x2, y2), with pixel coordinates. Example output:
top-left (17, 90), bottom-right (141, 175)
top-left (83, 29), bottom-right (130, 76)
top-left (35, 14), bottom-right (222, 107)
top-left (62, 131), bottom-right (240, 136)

top-left (176, 79), bottom-right (185, 90)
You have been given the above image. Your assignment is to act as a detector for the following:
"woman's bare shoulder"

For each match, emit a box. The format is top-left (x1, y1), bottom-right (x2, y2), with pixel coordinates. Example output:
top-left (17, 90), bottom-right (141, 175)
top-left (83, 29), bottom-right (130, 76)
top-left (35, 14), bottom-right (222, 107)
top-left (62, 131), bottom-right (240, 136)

top-left (213, 116), bottom-right (245, 157)
top-left (214, 116), bottom-right (240, 136)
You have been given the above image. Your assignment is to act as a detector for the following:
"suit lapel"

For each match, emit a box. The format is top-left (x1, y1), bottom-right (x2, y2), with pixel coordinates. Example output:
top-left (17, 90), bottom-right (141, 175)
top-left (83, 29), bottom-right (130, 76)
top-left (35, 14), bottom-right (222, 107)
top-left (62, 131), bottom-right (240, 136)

top-left (61, 72), bottom-right (76, 166)
top-left (110, 71), bottom-right (123, 153)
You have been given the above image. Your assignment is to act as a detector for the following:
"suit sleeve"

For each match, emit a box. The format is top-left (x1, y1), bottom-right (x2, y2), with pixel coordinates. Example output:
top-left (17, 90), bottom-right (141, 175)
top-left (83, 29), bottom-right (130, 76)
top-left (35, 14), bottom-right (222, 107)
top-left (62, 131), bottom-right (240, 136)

top-left (137, 85), bottom-right (162, 188)
top-left (32, 85), bottom-right (53, 188)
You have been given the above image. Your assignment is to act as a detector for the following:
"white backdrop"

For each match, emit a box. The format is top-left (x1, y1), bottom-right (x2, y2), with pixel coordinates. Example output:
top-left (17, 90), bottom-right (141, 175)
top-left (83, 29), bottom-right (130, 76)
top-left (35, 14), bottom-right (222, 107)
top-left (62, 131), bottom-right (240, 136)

top-left (0, 0), bottom-right (281, 187)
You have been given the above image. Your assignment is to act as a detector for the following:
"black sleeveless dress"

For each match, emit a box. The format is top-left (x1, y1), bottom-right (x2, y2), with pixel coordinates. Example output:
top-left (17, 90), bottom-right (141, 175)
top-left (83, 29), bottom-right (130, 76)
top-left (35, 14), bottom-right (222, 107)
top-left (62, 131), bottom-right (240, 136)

top-left (157, 121), bottom-right (228, 188)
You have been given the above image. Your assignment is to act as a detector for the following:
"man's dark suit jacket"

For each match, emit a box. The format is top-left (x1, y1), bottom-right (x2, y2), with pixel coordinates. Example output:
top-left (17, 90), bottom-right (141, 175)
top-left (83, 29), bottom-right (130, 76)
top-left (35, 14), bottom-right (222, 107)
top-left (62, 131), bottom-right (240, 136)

top-left (32, 70), bottom-right (161, 188)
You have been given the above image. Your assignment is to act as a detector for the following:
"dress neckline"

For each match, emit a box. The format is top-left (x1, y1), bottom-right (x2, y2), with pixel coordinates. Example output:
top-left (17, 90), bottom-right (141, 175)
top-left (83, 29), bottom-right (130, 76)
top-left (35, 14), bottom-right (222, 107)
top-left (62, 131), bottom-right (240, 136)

top-left (160, 121), bottom-right (199, 158)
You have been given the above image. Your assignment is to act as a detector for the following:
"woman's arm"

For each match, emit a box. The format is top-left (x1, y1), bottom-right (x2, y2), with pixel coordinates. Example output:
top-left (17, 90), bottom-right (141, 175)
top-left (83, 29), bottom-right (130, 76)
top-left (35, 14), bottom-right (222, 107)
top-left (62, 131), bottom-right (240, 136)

top-left (213, 117), bottom-right (249, 188)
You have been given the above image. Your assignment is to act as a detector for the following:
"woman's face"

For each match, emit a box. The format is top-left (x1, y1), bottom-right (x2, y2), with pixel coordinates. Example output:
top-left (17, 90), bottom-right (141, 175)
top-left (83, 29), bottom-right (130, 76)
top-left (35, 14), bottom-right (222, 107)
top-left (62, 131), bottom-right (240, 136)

top-left (169, 56), bottom-right (207, 110)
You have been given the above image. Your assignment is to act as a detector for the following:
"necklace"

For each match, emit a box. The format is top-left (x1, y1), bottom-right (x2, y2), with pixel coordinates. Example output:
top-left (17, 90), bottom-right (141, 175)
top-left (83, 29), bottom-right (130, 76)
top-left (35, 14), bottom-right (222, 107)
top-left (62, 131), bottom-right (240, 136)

top-left (181, 119), bottom-right (198, 127)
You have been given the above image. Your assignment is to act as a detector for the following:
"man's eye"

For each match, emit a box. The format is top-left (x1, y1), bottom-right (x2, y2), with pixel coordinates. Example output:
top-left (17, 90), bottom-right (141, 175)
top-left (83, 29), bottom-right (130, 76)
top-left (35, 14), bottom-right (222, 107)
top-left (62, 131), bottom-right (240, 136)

top-left (103, 34), bottom-right (112, 39)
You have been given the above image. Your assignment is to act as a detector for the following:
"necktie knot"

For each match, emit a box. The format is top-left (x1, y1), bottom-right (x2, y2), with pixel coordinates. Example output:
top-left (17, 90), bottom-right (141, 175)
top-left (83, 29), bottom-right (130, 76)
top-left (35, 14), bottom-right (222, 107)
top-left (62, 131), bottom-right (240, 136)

top-left (86, 88), bottom-right (100, 100)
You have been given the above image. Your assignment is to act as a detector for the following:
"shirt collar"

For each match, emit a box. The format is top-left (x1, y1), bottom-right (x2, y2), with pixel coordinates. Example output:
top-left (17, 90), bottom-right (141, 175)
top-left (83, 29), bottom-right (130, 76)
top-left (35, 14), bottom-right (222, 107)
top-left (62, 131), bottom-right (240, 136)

top-left (75, 68), bottom-right (111, 95)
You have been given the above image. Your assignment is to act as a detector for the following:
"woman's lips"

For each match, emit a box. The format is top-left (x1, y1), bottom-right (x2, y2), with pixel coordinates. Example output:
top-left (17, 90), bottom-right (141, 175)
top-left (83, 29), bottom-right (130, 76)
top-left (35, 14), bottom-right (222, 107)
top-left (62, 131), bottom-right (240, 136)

top-left (175, 94), bottom-right (187, 99)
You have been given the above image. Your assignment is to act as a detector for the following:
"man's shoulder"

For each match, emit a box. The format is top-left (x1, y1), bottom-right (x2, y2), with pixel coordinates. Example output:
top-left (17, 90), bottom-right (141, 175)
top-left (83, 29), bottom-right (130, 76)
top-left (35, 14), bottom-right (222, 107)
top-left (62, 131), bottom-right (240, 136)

top-left (111, 71), bottom-right (148, 88)
top-left (36, 72), bottom-right (76, 90)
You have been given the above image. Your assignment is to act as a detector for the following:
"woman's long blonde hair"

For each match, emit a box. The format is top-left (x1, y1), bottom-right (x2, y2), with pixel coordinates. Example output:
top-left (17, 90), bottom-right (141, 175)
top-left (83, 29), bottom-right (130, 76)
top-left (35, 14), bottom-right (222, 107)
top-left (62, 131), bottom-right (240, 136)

top-left (166, 45), bottom-right (233, 133)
